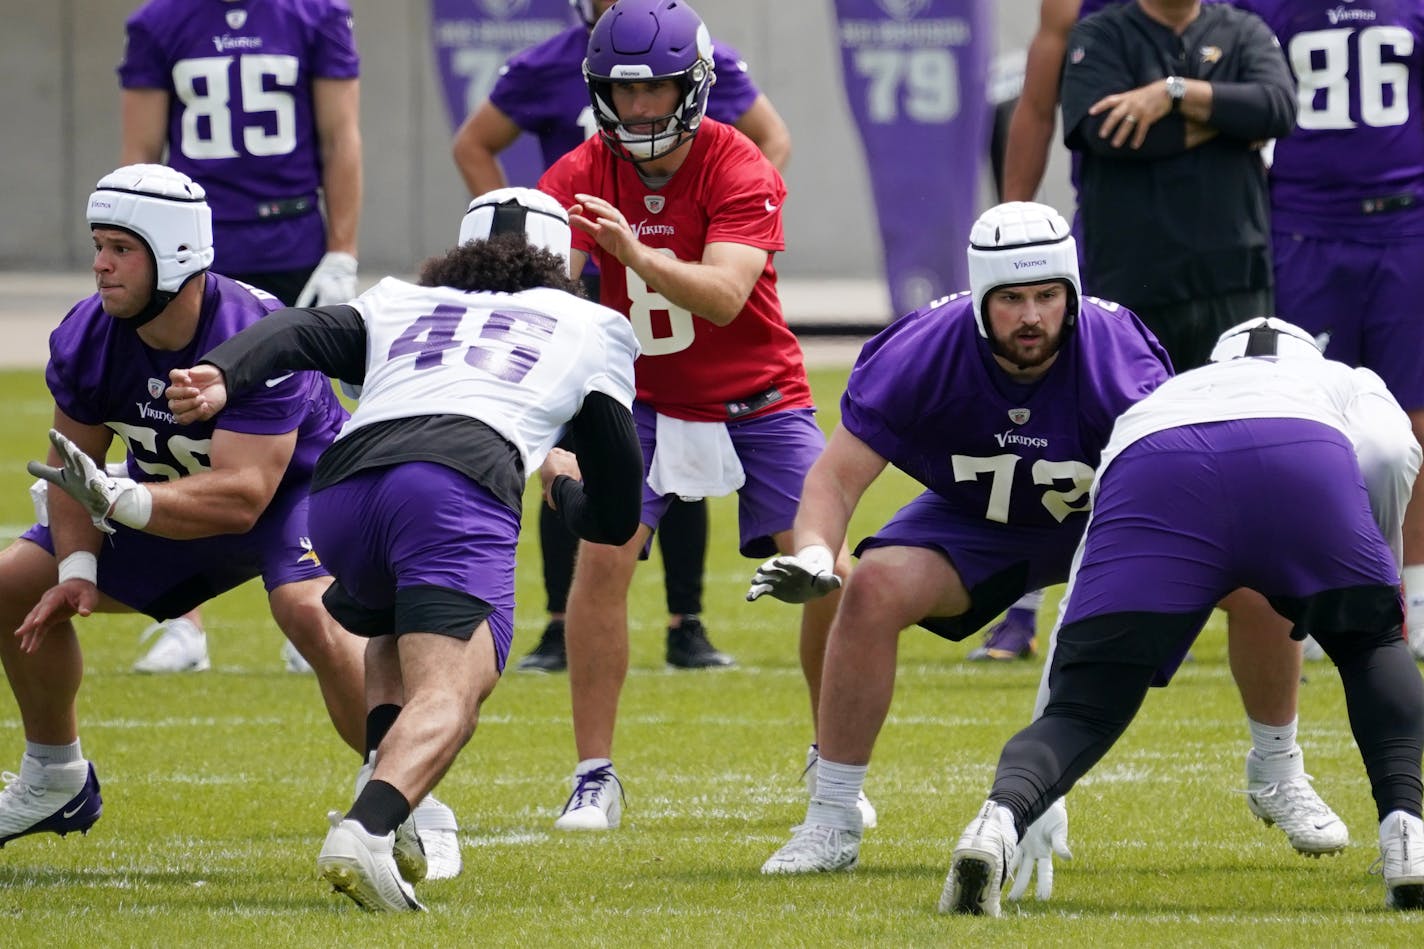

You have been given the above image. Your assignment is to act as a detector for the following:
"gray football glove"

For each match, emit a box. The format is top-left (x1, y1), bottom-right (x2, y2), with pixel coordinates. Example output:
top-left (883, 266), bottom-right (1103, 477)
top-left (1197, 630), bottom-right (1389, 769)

top-left (747, 545), bottom-right (841, 603)
top-left (27, 429), bottom-right (140, 535)
top-left (1007, 797), bottom-right (1072, 901)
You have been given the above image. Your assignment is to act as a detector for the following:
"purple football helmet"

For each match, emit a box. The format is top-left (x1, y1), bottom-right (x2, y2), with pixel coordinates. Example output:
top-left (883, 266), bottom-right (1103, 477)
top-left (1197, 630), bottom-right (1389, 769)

top-left (583, 0), bottom-right (715, 164)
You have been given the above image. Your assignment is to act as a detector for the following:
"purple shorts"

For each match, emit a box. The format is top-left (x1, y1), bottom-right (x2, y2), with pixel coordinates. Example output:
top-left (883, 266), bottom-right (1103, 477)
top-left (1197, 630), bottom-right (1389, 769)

top-left (1062, 418), bottom-right (1399, 626)
top-left (857, 490), bottom-right (1086, 641)
top-left (1274, 229), bottom-right (1424, 410)
top-left (635, 401), bottom-right (825, 558)
top-left (307, 462), bottom-right (517, 671)
top-left (22, 486), bottom-right (326, 620)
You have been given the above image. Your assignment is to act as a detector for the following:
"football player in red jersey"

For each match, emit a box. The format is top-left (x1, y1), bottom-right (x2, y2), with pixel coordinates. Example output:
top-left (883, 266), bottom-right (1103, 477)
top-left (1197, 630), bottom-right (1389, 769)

top-left (538, 0), bottom-right (865, 832)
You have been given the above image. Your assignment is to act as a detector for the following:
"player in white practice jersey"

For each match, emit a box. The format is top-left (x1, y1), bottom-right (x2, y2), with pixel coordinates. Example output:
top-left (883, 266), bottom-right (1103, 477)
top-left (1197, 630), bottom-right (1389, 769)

top-left (162, 188), bottom-right (644, 912)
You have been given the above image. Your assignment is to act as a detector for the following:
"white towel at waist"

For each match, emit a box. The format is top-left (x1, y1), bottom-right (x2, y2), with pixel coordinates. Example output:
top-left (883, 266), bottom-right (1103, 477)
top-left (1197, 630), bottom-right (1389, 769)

top-left (646, 413), bottom-right (746, 501)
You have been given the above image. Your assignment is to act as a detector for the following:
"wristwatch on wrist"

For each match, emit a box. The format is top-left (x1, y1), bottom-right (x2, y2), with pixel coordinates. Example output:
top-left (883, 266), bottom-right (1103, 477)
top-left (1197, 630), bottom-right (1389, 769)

top-left (1165, 75), bottom-right (1187, 112)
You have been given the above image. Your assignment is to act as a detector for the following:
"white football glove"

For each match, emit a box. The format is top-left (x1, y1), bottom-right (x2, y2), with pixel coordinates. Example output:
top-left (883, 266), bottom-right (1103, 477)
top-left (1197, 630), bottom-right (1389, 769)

top-left (27, 429), bottom-right (151, 535)
top-left (746, 545), bottom-right (841, 603)
top-left (29, 461), bottom-right (128, 527)
top-left (294, 251), bottom-right (358, 307)
top-left (1007, 797), bottom-right (1072, 902)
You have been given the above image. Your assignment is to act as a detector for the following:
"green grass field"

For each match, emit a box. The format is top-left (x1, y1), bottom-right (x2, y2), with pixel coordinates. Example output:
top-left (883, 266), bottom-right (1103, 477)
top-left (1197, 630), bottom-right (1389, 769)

top-left (0, 365), bottom-right (1419, 946)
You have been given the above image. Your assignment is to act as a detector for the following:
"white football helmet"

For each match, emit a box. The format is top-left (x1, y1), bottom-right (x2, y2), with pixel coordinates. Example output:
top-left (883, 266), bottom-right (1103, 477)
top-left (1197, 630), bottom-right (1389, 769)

top-left (459, 187), bottom-right (572, 268)
top-left (966, 201), bottom-right (1080, 337)
top-left (1208, 316), bottom-right (1324, 362)
top-left (87, 164), bottom-right (214, 294)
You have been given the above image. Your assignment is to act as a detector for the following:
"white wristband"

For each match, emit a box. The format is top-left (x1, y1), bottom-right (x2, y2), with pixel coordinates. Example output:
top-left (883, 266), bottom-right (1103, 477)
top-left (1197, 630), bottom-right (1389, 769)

top-left (57, 551), bottom-right (98, 586)
top-left (795, 544), bottom-right (835, 575)
top-left (109, 483), bottom-right (154, 530)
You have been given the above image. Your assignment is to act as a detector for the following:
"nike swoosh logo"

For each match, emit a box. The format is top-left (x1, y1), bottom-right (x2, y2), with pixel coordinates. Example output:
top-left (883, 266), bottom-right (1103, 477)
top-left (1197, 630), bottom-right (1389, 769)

top-left (765, 199), bottom-right (779, 212)
top-left (62, 797), bottom-right (87, 819)
top-left (264, 373), bottom-right (295, 388)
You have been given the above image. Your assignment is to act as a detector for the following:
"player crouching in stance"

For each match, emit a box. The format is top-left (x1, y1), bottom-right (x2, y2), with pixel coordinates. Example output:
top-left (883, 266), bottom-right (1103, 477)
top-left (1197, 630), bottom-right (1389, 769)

top-left (944, 318), bottom-right (1424, 916)
top-left (5, 163), bottom-right (371, 851)
top-left (162, 188), bottom-right (643, 911)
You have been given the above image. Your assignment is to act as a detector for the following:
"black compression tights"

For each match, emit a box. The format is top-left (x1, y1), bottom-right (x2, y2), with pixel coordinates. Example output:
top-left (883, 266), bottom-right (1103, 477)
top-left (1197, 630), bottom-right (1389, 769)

top-left (1315, 626), bottom-right (1424, 819)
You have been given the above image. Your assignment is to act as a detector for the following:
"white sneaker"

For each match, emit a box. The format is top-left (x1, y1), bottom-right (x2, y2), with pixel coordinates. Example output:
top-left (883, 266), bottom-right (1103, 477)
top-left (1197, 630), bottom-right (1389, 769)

top-left (1376, 810), bottom-right (1424, 909)
top-left (941, 801), bottom-right (1017, 916)
top-left (761, 803), bottom-right (862, 874)
top-left (1408, 624), bottom-right (1424, 662)
top-left (412, 794), bottom-right (461, 880)
top-left (352, 755), bottom-right (427, 884)
top-left (554, 763), bottom-right (623, 831)
top-left (132, 618), bottom-right (210, 673)
top-left (0, 757), bottom-right (102, 847)
top-left (1300, 635), bottom-right (1327, 662)
top-left (1244, 748), bottom-right (1349, 856)
top-left (317, 812), bottom-right (425, 912)
top-left (802, 745), bottom-right (877, 829)
top-left (281, 639), bottom-right (314, 674)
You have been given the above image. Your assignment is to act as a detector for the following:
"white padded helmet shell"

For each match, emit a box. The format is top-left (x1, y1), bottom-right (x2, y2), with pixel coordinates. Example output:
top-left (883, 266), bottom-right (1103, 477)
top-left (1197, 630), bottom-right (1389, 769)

top-left (1208, 316), bottom-right (1324, 362)
top-left (967, 201), bottom-right (1081, 337)
top-left (459, 187), bottom-right (572, 268)
top-left (87, 164), bottom-right (214, 293)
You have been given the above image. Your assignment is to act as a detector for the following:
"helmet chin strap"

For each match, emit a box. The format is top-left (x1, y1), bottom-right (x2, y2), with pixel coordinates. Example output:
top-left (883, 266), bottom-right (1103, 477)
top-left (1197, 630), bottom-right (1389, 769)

top-left (122, 271), bottom-right (201, 331)
top-left (124, 289), bottom-right (176, 330)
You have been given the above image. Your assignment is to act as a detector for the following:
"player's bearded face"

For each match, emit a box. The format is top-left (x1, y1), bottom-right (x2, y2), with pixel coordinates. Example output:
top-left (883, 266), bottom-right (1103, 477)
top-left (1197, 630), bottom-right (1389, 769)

top-left (91, 227), bottom-right (156, 320)
top-left (611, 79), bottom-right (680, 138)
top-left (985, 280), bottom-right (1069, 375)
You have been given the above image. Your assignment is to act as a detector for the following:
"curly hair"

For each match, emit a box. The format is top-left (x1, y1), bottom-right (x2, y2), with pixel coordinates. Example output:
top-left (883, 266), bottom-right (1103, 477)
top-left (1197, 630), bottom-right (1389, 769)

top-left (417, 233), bottom-right (585, 296)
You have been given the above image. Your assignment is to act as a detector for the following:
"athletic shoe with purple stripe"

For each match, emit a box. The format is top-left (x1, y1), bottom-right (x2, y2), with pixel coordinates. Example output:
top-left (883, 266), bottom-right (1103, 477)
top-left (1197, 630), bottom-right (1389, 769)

top-left (0, 759), bottom-right (102, 847)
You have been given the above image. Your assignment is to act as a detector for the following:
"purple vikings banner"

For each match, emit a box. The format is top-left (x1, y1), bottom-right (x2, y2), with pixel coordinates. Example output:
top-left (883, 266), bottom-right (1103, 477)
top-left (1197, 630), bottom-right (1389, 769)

top-left (832, 0), bottom-right (992, 317)
top-left (430, 0), bottom-right (570, 187)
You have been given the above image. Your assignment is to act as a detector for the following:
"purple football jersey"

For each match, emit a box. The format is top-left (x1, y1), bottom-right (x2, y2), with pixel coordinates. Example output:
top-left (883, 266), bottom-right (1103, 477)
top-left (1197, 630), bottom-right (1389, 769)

top-left (1078, 0), bottom-right (1125, 16)
top-left (1236, 0), bottom-right (1424, 236)
top-left (841, 293), bottom-right (1171, 531)
top-left (118, 0), bottom-right (360, 272)
top-left (489, 24), bottom-right (760, 172)
top-left (46, 274), bottom-right (347, 498)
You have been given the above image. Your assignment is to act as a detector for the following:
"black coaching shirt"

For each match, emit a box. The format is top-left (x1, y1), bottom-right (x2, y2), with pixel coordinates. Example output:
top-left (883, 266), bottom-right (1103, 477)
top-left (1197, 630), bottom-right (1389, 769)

top-left (1061, 2), bottom-right (1296, 310)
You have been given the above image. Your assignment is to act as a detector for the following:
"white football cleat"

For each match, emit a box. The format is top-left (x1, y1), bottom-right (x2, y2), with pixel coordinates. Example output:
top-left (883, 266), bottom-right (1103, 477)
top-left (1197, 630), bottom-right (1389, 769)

top-left (1377, 810), bottom-right (1424, 910)
top-left (941, 801), bottom-right (1016, 916)
top-left (412, 794), bottom-right (461, 880)
top-left (132, 617), bottom-right (210, 673)
top-left (351, 755), bottom-right (429, 883)
top-left (554, 764), bottom-right (623, 831)
top-left (0, 757), bottom-right (102, 847)
top-left (280, 639), bottom-right (314, 674)
top-left (762, 803), bottom-right (862, 874)
top-left (317, 812), bottom-right (424, 912)
top-left (1408, 625), bottom-right (1424, 662)
top-left (1244, 748), bottom-right (1348, 856)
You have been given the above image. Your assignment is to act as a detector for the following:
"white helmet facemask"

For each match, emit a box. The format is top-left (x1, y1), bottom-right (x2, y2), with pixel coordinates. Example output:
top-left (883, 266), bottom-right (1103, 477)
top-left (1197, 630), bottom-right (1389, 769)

top-left (966, 201), bottom-right (1081, 338)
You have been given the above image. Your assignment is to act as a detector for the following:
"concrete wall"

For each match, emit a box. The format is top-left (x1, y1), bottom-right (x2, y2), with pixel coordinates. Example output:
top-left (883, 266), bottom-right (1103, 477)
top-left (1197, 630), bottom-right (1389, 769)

top-left (0, 0), bottom-right (1072, 279)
